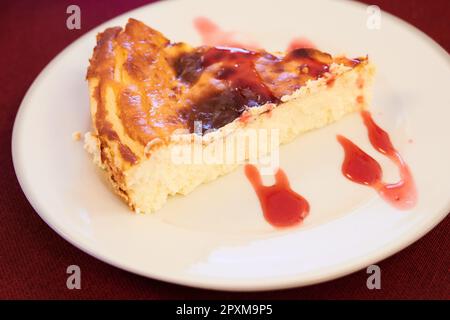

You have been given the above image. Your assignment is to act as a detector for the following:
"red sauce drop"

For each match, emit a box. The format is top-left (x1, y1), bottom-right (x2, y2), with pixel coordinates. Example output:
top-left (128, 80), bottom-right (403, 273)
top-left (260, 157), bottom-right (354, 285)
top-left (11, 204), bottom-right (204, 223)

top-left (203, 47), bottom-right (277, 104)
top-left (284, 48), bottom-right (330, 77)
top-left (194, 17), bottom-right (318, 55)
top-left (337, 111), bottom-right (417, 210)
top-left (193, 17), bottom-right (260, 50)
top-left (245, 164), bottom-right (310, 227)
top-left (286, 37), bottom-right (316, 52)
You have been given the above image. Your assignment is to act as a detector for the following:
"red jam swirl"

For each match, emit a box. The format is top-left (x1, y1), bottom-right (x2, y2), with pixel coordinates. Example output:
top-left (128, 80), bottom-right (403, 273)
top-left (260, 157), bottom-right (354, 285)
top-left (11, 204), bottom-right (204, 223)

top-left (194, 16), bottom-right (317, 53)
top-left (203, 47), bottom-right (278, 104)
top-left (245, 164), bottom-right (310, 227)
top-left (337, 111), bottom-right (417, 210)
top-left (185, 17), bottom-right (347, 133)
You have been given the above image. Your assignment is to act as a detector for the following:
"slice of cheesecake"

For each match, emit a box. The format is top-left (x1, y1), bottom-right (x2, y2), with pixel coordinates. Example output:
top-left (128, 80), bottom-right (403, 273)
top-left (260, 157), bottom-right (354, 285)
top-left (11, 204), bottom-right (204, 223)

top-left (85, 18), bottom-right (375, 213)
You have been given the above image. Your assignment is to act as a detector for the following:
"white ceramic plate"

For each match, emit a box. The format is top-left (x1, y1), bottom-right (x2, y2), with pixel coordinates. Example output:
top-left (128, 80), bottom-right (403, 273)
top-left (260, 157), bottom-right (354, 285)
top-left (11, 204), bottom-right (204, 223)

top-left (12, 0), bottom-right (450, 291)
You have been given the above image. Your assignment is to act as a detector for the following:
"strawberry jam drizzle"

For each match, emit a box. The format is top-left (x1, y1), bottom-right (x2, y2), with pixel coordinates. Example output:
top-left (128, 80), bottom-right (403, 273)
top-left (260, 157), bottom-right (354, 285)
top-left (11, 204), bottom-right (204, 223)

top-left (337, 111), bottom-right (417, 210)
top-left (178, 45), bottom-right (331, 132)
top-left (245, 164), bottom-right (310, 227)
top-left (203, 47), bottom-right (278, 104)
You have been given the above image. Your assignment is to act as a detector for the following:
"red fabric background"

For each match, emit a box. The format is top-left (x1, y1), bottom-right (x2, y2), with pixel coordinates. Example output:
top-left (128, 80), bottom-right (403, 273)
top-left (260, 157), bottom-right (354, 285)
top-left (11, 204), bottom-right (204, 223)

top-left (1, 0), bottom-right (449, 299)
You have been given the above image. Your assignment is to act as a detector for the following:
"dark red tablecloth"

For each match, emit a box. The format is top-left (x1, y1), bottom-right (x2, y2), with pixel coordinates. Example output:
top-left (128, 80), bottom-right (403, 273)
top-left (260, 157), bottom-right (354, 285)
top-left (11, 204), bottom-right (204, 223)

top-left (1, 0), bottom-right (449, 299)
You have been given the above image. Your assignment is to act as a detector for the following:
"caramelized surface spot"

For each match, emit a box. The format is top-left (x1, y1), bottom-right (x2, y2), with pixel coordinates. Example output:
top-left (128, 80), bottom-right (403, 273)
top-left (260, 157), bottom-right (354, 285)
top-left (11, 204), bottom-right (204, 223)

top-left (119, 87), bottom-right (156, 145)
top-left (93, 84), bottom-right (139, 165)
top-left (174, 49), bottom-right (204, 84)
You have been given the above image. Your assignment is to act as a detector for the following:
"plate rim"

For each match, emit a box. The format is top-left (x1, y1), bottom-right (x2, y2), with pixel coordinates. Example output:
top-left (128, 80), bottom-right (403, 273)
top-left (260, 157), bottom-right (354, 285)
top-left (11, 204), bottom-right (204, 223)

top-left (11, 0), bottom-right (450, 291)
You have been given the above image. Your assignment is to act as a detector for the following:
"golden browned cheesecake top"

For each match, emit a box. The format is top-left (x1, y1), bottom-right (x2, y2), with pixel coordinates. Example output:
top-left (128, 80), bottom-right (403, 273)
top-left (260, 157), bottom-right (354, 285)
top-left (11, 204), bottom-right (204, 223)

top-left (87, 19), bottom-right (364, 164)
